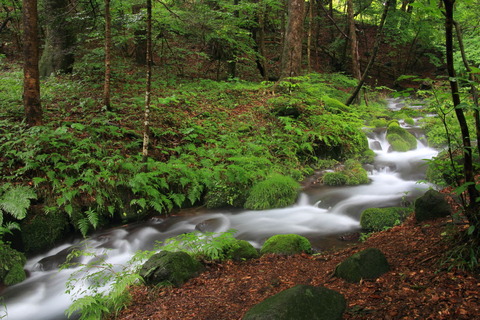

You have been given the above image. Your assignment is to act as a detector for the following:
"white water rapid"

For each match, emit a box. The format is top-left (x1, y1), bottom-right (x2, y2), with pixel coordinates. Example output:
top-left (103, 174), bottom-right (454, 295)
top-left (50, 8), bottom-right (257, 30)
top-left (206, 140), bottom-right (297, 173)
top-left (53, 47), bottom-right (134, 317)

top-left (0, 126), bottom-right (438, 320)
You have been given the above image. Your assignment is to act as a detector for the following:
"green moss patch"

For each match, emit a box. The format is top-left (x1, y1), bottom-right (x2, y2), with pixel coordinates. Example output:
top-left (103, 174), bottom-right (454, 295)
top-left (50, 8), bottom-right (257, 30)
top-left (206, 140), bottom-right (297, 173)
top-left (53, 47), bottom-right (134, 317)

top-left (386, 122), bottom-right (417, 152)
top-left (244, 175), bottom-right (299, 210)
top-left (360, 207), bottom-right (411, 231)
top-left (260, 234), bottom-right (312, 256)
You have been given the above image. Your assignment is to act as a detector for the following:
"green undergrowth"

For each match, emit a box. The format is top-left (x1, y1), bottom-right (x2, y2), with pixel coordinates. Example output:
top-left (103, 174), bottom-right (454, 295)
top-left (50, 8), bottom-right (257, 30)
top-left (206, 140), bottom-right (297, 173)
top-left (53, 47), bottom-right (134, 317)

top-left (0, 66), bottom-right (392, 257)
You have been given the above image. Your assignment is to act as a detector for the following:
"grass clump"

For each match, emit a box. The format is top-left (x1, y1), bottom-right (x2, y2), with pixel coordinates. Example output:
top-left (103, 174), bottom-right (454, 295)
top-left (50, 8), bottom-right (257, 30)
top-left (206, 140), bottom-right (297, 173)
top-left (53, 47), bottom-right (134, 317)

top-left (244, 174), bottom-right (299, 210)
top-left (323, 160), bottom-right (369, 186)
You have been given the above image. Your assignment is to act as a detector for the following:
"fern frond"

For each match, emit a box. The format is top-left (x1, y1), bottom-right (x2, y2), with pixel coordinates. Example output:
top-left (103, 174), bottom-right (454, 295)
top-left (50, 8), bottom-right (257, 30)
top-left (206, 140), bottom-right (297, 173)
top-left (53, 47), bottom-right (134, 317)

top-left (0, 185), bottom-right (37, 220)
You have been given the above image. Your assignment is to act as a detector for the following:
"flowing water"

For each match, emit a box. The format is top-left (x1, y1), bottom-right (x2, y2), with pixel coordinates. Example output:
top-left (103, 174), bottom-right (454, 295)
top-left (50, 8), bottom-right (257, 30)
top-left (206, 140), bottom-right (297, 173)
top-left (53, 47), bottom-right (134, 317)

top-left (0, 115), bottom-right (438, 320)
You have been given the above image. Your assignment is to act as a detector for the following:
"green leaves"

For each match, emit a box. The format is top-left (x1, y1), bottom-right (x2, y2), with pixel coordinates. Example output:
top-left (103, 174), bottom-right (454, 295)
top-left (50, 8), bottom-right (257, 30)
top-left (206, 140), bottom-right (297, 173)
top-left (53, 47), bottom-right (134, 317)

top-left (0, 184), bottom-right (37, 221)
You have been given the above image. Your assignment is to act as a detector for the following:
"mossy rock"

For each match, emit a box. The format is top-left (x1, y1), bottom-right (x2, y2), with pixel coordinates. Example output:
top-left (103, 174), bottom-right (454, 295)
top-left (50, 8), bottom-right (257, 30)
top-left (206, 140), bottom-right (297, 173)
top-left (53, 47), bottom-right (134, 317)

top-left (228, 240), bottom-right (259, 261)
top-left (386, 122), bottom-right (417, 152)
top-left (244, 175), bottom-right (299, 210)
top-left (4, 263), bottom-right (26, 285)
top-left (344, 160), bottom-right (369, 185)
top-left (360, 207), bottom-right (411, 231)
top-left (21, 208), bottom-right (70, 253)
top-left (0, 242), bottom-right (26, 284)
top-left (334, 248), bottom-right (389, 283)
top-left (260, 234), bottom-right (312, 256)
top-left (139, 251), bottom-right (203, 287)
top-left (323, 172), bottom-right (347, 186)
top-left (414, 189), bottom-right (452, 222)
top-left (242, 284), bottom-right (346, 320)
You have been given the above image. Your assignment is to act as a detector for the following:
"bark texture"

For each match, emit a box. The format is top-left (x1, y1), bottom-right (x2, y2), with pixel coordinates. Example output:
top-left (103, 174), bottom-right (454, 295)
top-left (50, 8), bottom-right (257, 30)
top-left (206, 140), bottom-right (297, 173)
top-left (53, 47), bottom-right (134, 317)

top-left (23, 0), bottom-right (42, 126)
top-left (280, 0), bottom-right (305, 78)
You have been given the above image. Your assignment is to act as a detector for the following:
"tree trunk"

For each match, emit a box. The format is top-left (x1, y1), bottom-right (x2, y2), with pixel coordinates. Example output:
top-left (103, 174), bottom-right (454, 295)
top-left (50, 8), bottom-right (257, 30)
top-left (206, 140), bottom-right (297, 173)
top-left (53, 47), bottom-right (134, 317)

top-left (280, 0), bottom-right (305, 78)
top-left (133, 4), bottom-right (147, 65)
top-left (227, 0), bottom-right (239, 79)
top-left (453, 20), bottom-right (480, 160)
top-left (345, 0), bottom-right (393, 106)
top-left (39, 0), bottom-right (75, 77)
top-left (347, 0), bottom-right (361, 80)
top-left (103, 0), bottom-right (112, 111)
top-left (23, 0), bottom-right (42, 127)
top-left (142, 0), bottom-right (152, 163)
top-left (443, 0), bottom-right (479, 229)
top-left (307, 0), bottom-right (313, 72)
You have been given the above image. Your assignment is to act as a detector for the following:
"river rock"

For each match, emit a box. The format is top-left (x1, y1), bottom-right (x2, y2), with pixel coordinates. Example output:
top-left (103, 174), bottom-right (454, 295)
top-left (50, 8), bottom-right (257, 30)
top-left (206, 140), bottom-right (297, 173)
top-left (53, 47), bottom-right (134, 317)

top-left (242, 284), bottom-right (346, 320)
top-left (334, 247), bottom-right (389, 283)
top-left (369, 140), bottom-right (382, 151)
top-left (414, 189), bottom-right (452, 222)
top-left (139, 251), bottom-right (203, 287)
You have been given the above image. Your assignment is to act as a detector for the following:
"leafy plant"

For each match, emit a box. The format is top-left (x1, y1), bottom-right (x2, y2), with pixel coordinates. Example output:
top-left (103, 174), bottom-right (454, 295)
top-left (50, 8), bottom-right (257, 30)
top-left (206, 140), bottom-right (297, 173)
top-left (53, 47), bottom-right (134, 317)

top-left (158, 229), bottom-right (240, 261)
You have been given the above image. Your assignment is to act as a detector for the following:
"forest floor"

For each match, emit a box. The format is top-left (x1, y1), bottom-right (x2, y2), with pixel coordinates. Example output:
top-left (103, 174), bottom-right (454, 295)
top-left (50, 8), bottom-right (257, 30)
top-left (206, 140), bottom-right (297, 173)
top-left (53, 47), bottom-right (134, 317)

top-left (116, 198), bottom-right (480, 320)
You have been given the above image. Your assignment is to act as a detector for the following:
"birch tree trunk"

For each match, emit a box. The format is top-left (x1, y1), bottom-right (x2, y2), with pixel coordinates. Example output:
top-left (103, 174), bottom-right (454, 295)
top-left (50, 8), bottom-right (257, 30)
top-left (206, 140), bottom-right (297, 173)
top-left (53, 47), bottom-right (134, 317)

top-left (142, 0), bottom-right (152, 162)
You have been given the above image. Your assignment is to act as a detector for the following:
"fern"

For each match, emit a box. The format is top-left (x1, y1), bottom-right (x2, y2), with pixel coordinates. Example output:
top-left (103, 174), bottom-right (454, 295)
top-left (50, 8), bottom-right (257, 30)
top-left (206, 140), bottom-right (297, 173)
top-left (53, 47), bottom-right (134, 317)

top-left (0, 184), bottom-right (37, 220)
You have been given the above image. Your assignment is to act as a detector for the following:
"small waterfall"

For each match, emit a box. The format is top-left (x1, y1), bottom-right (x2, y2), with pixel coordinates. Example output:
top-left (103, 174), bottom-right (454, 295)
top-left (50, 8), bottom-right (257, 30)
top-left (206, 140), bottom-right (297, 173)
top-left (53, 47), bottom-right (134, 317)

top-left (1, 123), bottom-right (438, 320)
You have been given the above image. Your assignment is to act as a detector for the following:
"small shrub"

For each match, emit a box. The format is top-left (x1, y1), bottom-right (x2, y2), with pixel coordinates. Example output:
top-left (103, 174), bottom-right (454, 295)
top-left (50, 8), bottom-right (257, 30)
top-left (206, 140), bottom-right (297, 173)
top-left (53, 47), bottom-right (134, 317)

top-left (260, 234), bottom-right (312, 255)
top-left (244, 174), bottom-right (299, 210)
top-left (323, 172), bottom-right (347, 186)
top-left (360, 207), bottom-right (411, 231)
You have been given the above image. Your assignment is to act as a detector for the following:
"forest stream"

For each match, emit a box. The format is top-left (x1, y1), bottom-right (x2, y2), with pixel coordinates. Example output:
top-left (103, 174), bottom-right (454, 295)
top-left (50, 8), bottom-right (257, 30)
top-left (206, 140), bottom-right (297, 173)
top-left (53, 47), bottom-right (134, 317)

top-left (0, 99), bottom-right (439, 320)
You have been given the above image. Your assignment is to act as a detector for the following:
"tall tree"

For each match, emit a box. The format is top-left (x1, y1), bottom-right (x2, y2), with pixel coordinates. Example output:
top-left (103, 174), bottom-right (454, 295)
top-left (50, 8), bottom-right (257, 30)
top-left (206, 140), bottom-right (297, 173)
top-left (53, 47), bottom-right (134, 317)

top-left (23, 0), bottom-right (42, 126)
top-left (39, 0), bottom-right (76, 77)
top-left (280, 0), bottom-right (304, 78)
top-left (442, 0), bottom-right (480, 233)
top-left (347, 0), bottom-right (360, 80)
top-left (103, 0), bottom-right (112, 111)
top-left (142, 0), bottom-right (152, 162)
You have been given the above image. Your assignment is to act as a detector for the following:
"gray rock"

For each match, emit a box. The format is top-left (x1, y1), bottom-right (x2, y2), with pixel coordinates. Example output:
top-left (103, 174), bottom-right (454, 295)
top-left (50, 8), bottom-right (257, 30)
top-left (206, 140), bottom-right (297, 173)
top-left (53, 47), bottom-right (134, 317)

top-left (242, 284), bottom-right (346, 320)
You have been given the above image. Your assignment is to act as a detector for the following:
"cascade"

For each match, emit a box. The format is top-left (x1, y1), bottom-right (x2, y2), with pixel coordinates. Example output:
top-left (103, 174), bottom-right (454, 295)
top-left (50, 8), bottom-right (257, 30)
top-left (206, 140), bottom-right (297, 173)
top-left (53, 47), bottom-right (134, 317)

top-left (0, 124), bottom-right (438, 320)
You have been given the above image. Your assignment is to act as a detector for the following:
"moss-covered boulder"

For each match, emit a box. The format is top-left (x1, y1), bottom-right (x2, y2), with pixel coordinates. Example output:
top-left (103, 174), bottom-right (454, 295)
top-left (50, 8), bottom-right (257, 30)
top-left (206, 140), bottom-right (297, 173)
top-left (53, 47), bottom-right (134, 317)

top-left (242, 284), bottom-right (346, 320)
top-left (360, 207), bottom-right (411, 231)
top-left (139, 251), bottom-right (203, 287)
top-left (334, 248), bottom-right (389, 283)
top-left (21, 208), bottom-right (70, 253)
top-left (323, 160), bottom-right (369, 186)
top-left (244, 175), bottom-right (299, 210)
top-left (0, 241), bottom-right (26, 285)
top-left (260, 234), bottom-right (312, 256)
top-left (228, 240), bottom-right (259, 261)
top-left (386, 122), bottom-right (417, 152)
top-left (414, 189), bottom-right (452, 222)
top-left (344, 160), bottom-right (369, 185)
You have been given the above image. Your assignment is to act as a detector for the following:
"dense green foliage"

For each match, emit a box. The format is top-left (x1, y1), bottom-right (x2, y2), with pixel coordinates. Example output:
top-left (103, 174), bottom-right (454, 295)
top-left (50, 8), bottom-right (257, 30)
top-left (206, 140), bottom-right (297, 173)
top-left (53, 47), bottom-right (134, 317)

top-left (0, 241), bottom-right (26, 285)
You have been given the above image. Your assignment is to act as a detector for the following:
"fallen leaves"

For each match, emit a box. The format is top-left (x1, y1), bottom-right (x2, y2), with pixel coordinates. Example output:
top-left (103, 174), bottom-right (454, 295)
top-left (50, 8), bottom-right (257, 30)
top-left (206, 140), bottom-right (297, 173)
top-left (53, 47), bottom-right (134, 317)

top-left (116, 215), bottom-right (480, 320)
